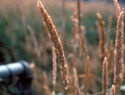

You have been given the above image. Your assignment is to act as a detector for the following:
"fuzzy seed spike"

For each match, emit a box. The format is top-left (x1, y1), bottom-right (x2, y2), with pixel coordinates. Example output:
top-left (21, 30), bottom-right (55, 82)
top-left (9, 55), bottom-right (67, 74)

top-left (114, 0), bottom-right (121, 18)
top-left (102, 57), bottom-right (108, 95)
top-left (114, 11), bottom-right (124, 95)
top-left (37, 1), bottom-right (70, 95)
top-left (97, 12), bottom-right (107, 65)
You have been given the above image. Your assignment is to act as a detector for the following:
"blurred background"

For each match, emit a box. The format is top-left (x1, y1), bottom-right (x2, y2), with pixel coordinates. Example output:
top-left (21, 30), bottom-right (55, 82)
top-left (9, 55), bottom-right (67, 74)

top-left (0, 0), bottom-right (125, 95)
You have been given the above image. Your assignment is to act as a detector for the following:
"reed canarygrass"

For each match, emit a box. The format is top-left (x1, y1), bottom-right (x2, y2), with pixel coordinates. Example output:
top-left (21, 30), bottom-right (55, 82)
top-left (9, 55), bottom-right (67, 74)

top-left (114, 11), bottom-right (124, 95)
top-left (114, 0), bottom-right (121, 18)
top-left (77, 0), bottom-right (82, 34)
top-left (75, 3), bottom-right (92, 94)
top-left (52, 46), bottom-right (57, 95)
top-left (27, 25), bottom-right (41, 58)
top-left (80, 26), bottom-right (91, 79)
top-left (37, 1), bottom-right (70, 94)
top-left (80, 26), bottom-right (88, 58)
top-left (106, 16), bottom-right (112, 48)
top-left (72, 11), bottom-right (79, 40)
top-left (108, 40), bottom-right (113, 77)
top-left (73, 5), bottom-right (92, 95)
top-left (114, 1), bottom-right (124, 94)
top-left (72, 11), bottom-right (80, 64)
top-left (102, 57), bottom-right (108, 95)
top-left (73, 68), bottom-right (81, 95)
top-left (80, 26), bottom-right (91, 95)
top-left (97, 13), bottom-right (107, 65)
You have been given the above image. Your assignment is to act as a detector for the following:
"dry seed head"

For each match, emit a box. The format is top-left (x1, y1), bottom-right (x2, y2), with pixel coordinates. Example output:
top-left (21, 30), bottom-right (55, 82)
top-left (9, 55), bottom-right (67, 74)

top-left (97, 12), bottom-right (107, 65)
top-left (114, 11), bottom-right (124, 95)
top-left (72, 12), bottom-right (79, 40)
top-left (114, 0), bottom-right (121, 18)
top-left (80, 26), bottom-right (88, 58)
top-left (108, 40), bottom-right (113, 77)
top-left (106, 16), bottom-right (112, 48)
top-left (77, 0), bottom-right (82, 34)
top-left (102, 57), bottom-right (108, 95)
top-left (37, 1), bottom-right (70, 94)
top-left (80, 26), bottom-right (91, 76)
top-left (79, 26), bottom-right (91, 95)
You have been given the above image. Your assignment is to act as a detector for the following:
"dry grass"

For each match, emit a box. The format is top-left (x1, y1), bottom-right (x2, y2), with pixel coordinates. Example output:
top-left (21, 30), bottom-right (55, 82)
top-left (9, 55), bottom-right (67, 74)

top-left (73, 68), bottom-right (81, 95)
top-left (97, 12), bottom-right (107, 65)
top-left (36, 0), bottom-right (124, 95)
top-left (113, 1), bottom-right (124, 95)
top-left (114, 0), bottom-right (121, 18)
top-left (37, 0), bottom-right (70, 94)
top-left (0, 0), bottom-right (125, 95)
top-left (79, 26), bottom-right (91, 95)
top-left (77, 0), bottom-right (82, 34)
top-left (114, 11), bottom-right (124, 95)
top-left (107, 40), bottom-right (113, 78)
top-left (52, 46), bottom-right (57, 95)
top-left (102, 57), bottom-right (108, 95)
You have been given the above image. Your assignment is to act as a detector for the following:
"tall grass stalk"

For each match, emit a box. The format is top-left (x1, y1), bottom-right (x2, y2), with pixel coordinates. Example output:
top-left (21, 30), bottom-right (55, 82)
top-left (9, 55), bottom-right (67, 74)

top-left (77, 0), bottom-right (82, 34)
top-left (102, 57), bottom-right (108, 95)
top-left (108, 40), bottom-right (113, 78)
top-left (37, 1), bottom-right (70, 94)
top-left (73, 68), bottom-right (81, 95)
top-left (114, 0), bottom-right (121, 18)
top-left (52, 46), bottom-right (57, 95)
top-left (106, 16), bottom-right (112, 48)
top-left (79, 26), bottom-right (91, 95)
top-left (27, 25), bottom-right (41, 58)
top-left (97, 13), bottom-right (107, 65)
top-left (114, 11), bottom-right (124, 95)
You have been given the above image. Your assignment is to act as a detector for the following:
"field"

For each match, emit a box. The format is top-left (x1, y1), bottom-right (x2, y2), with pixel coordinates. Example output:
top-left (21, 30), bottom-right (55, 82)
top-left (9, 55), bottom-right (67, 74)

top-left (0, 0), bottom-right (125, 95)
